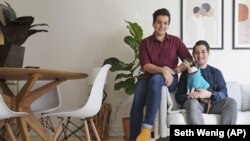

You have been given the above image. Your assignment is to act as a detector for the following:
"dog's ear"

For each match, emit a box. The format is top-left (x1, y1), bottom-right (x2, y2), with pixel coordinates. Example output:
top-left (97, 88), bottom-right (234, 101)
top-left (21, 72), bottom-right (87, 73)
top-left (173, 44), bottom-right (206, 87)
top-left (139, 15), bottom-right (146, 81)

top-left (191, 61), bottom-right (195, 67)
top-left (190, 59), bottom-right (196, 67)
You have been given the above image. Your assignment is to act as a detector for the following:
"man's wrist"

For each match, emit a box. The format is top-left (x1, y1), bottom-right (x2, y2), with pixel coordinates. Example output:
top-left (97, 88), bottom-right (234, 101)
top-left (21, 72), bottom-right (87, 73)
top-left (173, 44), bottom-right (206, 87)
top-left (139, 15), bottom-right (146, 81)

top-left (209, 92), bottom-right (214, 99)
top-left (174, 68), bottom-right (178, 74)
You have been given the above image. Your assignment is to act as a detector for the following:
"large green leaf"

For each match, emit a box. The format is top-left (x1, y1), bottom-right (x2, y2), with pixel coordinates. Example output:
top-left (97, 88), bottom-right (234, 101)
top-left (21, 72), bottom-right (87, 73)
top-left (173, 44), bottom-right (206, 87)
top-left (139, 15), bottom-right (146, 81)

top-left (115, 73), bottom-right (132, 81)
top-left (126, 21), bottom-right (143, 43)
top-left (103, 57), bottom-right (133, 72)
top-left (114, 78), bottom-right (136, 95)
top-left (124, 35), bottom-right (138, 53)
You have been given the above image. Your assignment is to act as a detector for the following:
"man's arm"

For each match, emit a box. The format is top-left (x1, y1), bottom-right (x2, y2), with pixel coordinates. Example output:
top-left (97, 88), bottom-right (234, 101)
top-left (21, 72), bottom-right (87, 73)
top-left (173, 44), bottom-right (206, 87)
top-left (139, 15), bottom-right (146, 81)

top-left (173, 62), bottom-right (189, 74)
top-left (143, 63), bottom-right (166, 74)
top-left (143, 64), bottom-right (174, 86)
top-left (143, 60), bottom-right (190, 75)
top-left (198, 68), bottom-right (227, 102)
top-left (210, 70), bottom-right (227, 102)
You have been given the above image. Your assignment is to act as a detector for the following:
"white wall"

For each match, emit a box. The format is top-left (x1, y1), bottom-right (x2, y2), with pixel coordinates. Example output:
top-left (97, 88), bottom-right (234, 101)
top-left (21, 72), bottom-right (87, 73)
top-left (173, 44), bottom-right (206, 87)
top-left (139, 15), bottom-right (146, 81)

top-left (3, 0), bottom-right (250, 136)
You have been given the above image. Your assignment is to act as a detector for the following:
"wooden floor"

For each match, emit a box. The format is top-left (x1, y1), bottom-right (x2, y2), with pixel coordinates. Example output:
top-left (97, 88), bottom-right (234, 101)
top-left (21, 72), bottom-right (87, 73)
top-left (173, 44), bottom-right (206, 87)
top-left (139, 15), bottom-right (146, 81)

top-left (17, 136), bottom-right (169, 141)
top-left (17, 136), bottom-right (125, 141)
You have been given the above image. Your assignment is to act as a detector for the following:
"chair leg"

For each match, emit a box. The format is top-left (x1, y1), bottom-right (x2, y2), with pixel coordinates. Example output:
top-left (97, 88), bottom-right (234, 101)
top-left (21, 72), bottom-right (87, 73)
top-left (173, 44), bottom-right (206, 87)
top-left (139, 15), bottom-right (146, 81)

top-left (60, 118), bottom-right (84, 141)
top-left (52, 119), bottom-right (63, 141)
top-left (40, 117), bottom-right (45, 127)
top-left (63, 117), bottom-right (71, 140)
top-left (83, 119), bottom-right (91, 141)
top-left (89, 118), bottom-right (100, 141)
top-left (47, 117), bottom-right (56, 132)
top-left (4, 121), bottom-right (16, 141)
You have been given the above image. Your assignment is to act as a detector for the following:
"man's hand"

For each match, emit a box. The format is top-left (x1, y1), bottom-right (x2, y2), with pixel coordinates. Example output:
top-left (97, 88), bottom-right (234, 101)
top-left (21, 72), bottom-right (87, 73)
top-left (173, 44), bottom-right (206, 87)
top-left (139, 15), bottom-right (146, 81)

top-left (188, 89), bottom-right (212, 99)
top-left (187, 91), bottom-right (200, 99)
top-left (196, 89), bottom-right (212, 99)
top-left (163, 66), bottom-right (175, 75)
top-left (161, 66), bottom-right (174, 86)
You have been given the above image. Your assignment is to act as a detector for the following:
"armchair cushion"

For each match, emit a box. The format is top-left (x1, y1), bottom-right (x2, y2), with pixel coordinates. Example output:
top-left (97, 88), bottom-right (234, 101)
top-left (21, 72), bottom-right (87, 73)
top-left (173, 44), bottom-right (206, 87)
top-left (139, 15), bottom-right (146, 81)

top-left (240, 84), bottom-right (250, 111)
top-left (226, 81), bottom-right (241, 110)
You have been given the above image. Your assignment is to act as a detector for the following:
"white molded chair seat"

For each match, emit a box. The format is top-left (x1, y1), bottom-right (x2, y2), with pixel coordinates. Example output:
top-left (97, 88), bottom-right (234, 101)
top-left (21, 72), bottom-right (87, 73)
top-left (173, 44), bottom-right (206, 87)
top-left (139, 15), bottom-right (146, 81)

top-left (0, 94), bottom-right (28, 141)
top-left (30, 81), bottom-right (61, 131)
top-left (42, 64), bottom-right (111, 141)
top-left (31, 81), bottom-right (61, 114)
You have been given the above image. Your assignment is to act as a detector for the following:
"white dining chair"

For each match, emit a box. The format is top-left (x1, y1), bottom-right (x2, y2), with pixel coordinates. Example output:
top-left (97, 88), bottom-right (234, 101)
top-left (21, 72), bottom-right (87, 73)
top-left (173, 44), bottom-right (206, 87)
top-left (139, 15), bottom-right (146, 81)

top-left (30, 81), bottom-right (61, 131)
top-left (42, 64), bottom-right (111, 141)
top-left (0, 94), bottom-right (28, 141)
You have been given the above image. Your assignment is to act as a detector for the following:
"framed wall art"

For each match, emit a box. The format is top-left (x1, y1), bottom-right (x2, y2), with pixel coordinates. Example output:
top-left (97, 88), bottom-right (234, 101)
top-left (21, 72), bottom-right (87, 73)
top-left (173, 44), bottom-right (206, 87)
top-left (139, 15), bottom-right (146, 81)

top-left (233, 0), bottom-right (250, 49)
top-left (181, 0), bottom-right (224, 49)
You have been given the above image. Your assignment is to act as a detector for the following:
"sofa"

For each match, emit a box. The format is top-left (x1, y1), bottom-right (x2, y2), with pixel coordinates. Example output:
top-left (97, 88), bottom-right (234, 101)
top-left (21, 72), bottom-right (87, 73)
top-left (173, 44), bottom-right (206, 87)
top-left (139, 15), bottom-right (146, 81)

top-left (153, 81), bottom-right (250, 139)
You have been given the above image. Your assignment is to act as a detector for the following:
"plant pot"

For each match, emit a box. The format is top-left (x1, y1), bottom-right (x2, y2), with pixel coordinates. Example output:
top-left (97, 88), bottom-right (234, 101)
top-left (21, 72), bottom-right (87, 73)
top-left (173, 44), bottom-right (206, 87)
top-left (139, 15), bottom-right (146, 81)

top-left (122, 117), bottom-right (130, 141)
top-left (0, 44), bottom-right (25, 67)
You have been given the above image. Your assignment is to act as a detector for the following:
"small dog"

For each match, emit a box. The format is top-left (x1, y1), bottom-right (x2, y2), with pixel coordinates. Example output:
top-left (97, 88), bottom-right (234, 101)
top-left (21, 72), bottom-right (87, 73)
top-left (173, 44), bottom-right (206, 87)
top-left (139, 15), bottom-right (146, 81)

top-left (183, 59), bottom-right (210, 94)
top-left (183, 59), bottom-right (211, 113)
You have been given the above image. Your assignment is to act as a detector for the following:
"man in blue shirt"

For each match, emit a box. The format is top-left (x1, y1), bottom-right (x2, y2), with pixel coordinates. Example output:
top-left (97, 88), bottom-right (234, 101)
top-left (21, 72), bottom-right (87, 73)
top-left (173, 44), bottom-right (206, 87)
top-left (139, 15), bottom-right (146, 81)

top-left (175, 40), bottom-right (237, 124)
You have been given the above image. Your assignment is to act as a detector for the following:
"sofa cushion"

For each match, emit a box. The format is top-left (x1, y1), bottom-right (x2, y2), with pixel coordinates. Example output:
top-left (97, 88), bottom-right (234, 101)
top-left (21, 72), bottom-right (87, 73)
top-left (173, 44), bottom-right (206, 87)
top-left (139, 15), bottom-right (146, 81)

top-left (236, 111), bottom-right (250, 124)
top-left (168, 111), bottom-right (250, 125)
top-left (226, 81), bottom-right (241, 111)
top-left (170, 92), bottom-right (181, 110)
top-left (240, 84), bottom-right (250, 111)
top-left (167, 112), bottom-right (221, 125)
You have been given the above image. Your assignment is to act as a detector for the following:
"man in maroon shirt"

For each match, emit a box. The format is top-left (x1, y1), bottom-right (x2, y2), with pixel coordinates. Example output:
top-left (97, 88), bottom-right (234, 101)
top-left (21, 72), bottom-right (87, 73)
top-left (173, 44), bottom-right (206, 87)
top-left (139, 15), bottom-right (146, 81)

top-left (130, 8), bottom-right (192, 141)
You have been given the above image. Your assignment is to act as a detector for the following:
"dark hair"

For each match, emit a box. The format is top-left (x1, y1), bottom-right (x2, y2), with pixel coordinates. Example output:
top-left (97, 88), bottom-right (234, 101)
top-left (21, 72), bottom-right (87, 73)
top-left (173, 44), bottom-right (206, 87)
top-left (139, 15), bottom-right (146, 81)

top-left (193, 40), bottom-right (210, 53)
top-left (193, 6), bottom-right (200, 14)
top-left (153, 8), bottom-right (171, 24)
top-left (201, 3), bottom-right (211, 12)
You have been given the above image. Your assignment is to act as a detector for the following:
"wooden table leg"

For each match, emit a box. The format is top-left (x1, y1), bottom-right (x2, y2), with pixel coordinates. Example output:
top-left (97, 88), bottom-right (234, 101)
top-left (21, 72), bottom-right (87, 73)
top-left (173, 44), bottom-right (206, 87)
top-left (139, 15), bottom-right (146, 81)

top-left (17, 117), bottom-right (31, 141)
top-left (17, 79), bottom-right (63, 141)
top-left (25, 113), bottom-right (53, 141)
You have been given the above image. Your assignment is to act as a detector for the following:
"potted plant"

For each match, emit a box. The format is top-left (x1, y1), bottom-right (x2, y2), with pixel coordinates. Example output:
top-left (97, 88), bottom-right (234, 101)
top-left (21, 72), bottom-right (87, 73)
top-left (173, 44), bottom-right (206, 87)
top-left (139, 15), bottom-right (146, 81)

top-left (103, 20), bottom-right (143, 95)
top-left (103, 20), bottom-right (143, 141)
top-left (0, 2), bottom-right (48, 67)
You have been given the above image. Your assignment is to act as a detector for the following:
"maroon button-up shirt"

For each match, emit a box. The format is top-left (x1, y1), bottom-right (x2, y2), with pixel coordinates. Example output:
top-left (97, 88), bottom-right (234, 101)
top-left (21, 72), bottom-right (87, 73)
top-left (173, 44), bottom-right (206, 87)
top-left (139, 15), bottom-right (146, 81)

top-left (139, 33), bottom-right (192, 78)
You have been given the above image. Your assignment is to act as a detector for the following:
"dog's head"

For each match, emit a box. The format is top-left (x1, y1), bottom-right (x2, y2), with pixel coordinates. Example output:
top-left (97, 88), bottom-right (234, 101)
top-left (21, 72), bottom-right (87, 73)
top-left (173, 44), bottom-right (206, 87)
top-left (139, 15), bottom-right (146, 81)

top-left (183, 59), bottom-right (198, 75)
top-left (188, 66), bottom-right (198, 74)
top-left (183, 59), bottom-right (195, 68)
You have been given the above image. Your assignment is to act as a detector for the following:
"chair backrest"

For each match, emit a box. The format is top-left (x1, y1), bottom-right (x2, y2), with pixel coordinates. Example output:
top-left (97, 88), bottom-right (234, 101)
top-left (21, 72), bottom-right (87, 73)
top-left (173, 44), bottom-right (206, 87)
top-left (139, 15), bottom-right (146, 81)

top-left (0, 94), bottom-right (27, 119)
top-left (79, 64), bottom-right (111, 118)
top-left (31, 81), bottom-right (61, 114)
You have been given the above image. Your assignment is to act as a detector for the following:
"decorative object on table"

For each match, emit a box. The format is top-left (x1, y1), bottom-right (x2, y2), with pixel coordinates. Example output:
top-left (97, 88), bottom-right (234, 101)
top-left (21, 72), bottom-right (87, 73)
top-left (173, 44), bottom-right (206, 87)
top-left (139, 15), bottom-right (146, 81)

top-left (0, 2), bottom-right (48, 67)
top-left (87, 67), bottom-right (112, 140)
top-left (103, 20), bottom-right (143, 141)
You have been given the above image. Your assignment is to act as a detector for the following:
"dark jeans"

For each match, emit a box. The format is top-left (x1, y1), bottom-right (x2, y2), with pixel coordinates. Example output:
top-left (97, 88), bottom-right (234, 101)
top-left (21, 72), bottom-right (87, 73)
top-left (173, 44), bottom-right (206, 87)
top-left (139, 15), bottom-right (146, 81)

top-left (129, 74), bottom-right (178, 140)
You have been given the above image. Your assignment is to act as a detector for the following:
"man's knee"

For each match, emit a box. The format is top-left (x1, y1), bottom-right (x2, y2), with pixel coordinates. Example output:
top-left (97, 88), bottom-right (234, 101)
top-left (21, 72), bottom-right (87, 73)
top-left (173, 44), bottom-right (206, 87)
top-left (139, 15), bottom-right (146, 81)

top-left (184, 99), bottom-right (200, 110)
top-left (225, 97), bottom-right (237, 109)
top-left (149, 74), bottom-right (164, 85)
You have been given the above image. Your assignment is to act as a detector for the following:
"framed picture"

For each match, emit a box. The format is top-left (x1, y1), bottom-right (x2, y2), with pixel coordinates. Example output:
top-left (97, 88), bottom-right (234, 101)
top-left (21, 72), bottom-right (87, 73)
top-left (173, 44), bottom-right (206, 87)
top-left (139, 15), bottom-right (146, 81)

top-left (181, 0), bottom-right (224, 49)
top-left (233, 0), bottom-right (250, 49)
